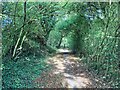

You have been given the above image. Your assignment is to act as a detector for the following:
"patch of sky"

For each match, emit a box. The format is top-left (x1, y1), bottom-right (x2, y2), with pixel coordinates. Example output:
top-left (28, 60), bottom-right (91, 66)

top-left (97, 9), bottom-right (104, 19)
top-left (2, 17), bottom-right (12, 28)
top-left (85, 14), bottom-right (94, 21)
top-left (85, 9), bottom-right (104, 20)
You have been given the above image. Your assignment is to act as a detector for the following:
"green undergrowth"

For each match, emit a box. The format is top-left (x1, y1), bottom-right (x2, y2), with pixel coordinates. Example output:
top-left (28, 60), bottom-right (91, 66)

top-left (81, 57), bottom-right (120, 88)
top-left (2, 53), bottom-right (52, 88)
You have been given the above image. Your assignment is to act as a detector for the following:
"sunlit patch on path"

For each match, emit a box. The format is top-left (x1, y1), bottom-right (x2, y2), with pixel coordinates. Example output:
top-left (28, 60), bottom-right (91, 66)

top-left (34, 49), bottom-right (106, 88)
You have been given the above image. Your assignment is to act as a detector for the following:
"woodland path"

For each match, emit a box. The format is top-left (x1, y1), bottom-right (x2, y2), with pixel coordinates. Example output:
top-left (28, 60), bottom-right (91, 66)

top-left (34, 49), bottom-right (107, 88)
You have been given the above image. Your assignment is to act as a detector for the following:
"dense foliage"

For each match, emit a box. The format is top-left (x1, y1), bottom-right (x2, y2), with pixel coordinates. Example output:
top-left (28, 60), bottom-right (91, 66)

top-left (2, 1), bottom-right (120, 88)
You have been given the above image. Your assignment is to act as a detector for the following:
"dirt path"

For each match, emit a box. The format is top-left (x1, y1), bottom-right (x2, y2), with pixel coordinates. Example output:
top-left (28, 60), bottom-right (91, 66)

top-left (34, 49), bottom-right (107, 88)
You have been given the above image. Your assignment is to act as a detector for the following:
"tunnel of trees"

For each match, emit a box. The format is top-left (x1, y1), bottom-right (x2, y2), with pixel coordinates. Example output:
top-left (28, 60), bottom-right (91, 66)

top-left (1, 1), bottom-right (120, 88)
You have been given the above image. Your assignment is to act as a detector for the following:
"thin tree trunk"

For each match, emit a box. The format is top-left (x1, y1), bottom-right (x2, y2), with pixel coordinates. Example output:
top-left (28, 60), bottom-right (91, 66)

top-left (56, 34), bottom-right (63, 48)
top-left (13, 0), bottom-right (19, 25)
top-left (12, 1), bottom-right (27, 58)
top-left (19, 32), bottom-right (27, 49)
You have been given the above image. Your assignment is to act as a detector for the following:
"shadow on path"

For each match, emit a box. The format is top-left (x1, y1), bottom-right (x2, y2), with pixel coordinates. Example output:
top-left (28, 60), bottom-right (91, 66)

top-left (34, 49), bottom-right (106, 88)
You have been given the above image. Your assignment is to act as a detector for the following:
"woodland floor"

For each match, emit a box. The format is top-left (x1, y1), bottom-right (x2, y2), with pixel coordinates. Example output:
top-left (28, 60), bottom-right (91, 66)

top-left (33, 49), bottom-right (108, 88)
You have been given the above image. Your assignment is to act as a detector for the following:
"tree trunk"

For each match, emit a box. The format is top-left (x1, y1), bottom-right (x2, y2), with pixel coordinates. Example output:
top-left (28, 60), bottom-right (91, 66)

top-left (13, 1), bottom-right (19, 25)
top-left (12, 1), bottom-right (27, 58)
top-left (56, 34), bottom-right (63, 48)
